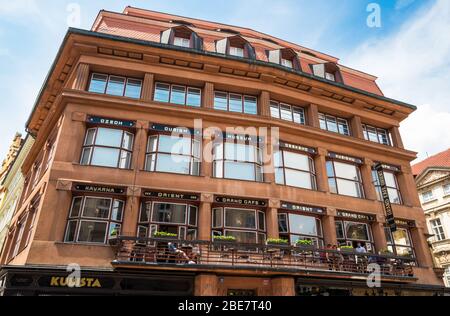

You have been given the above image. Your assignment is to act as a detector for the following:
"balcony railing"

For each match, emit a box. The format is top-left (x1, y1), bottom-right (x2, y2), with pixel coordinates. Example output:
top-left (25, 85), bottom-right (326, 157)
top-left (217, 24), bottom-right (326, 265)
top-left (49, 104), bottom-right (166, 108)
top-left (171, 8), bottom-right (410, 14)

top-left (110, 237), bottom-right (416, 278)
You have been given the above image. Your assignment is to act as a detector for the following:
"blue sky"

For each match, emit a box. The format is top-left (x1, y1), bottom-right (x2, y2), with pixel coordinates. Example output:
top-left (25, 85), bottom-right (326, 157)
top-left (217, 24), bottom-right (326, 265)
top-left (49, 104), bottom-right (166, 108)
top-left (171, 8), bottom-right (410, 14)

top-left (0, 0), bottom-right (449, 162)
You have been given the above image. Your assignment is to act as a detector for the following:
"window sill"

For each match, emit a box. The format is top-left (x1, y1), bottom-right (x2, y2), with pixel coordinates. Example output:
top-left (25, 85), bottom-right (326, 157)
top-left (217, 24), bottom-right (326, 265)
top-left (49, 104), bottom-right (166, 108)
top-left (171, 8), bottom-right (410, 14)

top-left (423, 199), bottom-right (438, 205)
top-left (73, 162), bottom-right (133, 172)
top-left (214, 177), bottom-right (265, 184)
top-left (55, 241), bottom-right (111, 248)
top-left (140, 170), bottom-right (203, 178)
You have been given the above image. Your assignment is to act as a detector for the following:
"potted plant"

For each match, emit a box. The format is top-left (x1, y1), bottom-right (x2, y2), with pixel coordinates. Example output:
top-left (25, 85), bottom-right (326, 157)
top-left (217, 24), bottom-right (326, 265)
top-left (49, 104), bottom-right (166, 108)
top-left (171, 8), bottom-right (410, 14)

top-left (266, 238), bottom-right (289, 246)
top-left (340, 245), bottom-right (355, 252)
top-left (154, 231), bottom-right (178, 239)
top-left (213, 236), bottom-right (237, 243)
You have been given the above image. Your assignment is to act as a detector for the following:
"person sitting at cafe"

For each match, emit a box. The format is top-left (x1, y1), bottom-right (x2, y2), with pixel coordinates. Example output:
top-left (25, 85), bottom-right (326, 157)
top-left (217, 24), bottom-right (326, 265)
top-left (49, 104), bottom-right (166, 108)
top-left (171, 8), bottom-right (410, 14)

top-left (355, 243), bottom-right (367, 254)
top-left (168, 242), bottom-right (195, 264)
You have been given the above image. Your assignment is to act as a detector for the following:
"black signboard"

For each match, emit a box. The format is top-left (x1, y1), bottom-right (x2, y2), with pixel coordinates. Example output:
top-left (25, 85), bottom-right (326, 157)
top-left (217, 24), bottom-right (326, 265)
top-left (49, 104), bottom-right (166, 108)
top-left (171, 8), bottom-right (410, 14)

top-left (10, 275), bottom-right (34, 287)
top-left (150, 123), bottom-right (202, 136)
top-left (143, 191), bottom-right (199, 201)
top-left (88, 116), bottom-right (135, 128)
top-left (38, 276), bottom-right (115, 289)
top-left (74, 184), bottom-right (125, 195)
top-left (280, 202), bottom-right (324, 214)
top-left (374, 163), bottom-right (397, 232)
top-left (376, 163), bottom-right (401, 173)
top-left (337, 210), bottom-right (376, 222)
top-left (328, 152), bottom-right (363, 165)
top-left (279, 142), bottom-right (317, 155)
top-left (215, 196), bottom-right (267, 207)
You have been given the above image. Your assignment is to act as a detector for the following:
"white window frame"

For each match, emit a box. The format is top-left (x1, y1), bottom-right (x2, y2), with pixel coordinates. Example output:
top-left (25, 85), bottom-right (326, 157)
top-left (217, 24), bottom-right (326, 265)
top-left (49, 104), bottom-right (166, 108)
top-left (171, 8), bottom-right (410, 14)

top-left (174, 36), bottom-right (191, 48)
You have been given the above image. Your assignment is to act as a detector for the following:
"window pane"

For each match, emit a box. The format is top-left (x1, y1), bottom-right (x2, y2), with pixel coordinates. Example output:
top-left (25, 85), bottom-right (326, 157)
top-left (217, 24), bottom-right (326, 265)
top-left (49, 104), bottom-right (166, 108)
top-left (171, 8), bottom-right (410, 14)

top-left (345, 222), bottom-right (370, 241)
top-left (70, 197), bottom-right (83, 217)
top-left (95, 128), bottom-right (123, 147)
top-left (388, 188), bottom-right (401, 204)
top-left (337, 119), bottom-right (349, 136)
top-left (384, 172), bottom-right (397, 188)
top-left (285, 169), bottom-right (312, 189)
top-left (65, 221), bottom-right (78, 242)
top-left (326, 116), bottom-right (338, 133)
top-left (80, 148), bottom-right (92, 165)
top-left (159, 135), bottom-right (191, 155)
top-left (229, 94), bottom-right (243, 113)
top-left (85, 129), bottom-right (96, 146)
top-left (289, 214), bottom-right (318, 236)
top-left (367, 126), bottom-right (378, 143)
top-left (189, 206), bottom-right (197, 226)
top-left (319, 114), bottom-right (327, 130)
top-left (145, 154), bottom-right (156, 172)
top-left (140, 203), bottom-right (151, 223)
top-left (111, 200), bottom-right (124, 221)
top-left (326, 161), bottom-right (335, 177)
top-left (124, 79), bottom-right (142, 99)
top-left (393, 229), bottom-right (411, 246)
top-left (270, 103), bottom-right (280, 119)
top-left (154, 83), bottom-right (170, 102)
top-left (280, 104), bottom-right (292, 121)
top-left (230, 47), bottom-right (244, 57)
top-left (328, 179), bottom-right (337, 194)
top-left (258, 212), bottom-right (266, 231)
top-left (109, 223), bottom-right (121, 238)
top-left (282, 58), bottom-right (293, 68)
top-left (106, 76), bottom-right (125, 96)
top-left (174, 37), bottom-right (190, 47)
top-left (91, 147), bottom-right (120, 168)
top-left (122, 133), bottom-right (134, 151)
top-left (336, 179), bottom-right (362, 198)
top-left (396, 246), bottom-right (414, 257)
top-left (187, 88), bottom-right (201, 107)
top-left (333, 162), bottom-right (359, 180)
top-left (336, 222), bottom-right (345, 239)
top-left (156, 153), bottom-right (191, 175)
top-left (225, 209), bottom-right (256, 229)
top-left (170, 85), bottom-right (186, 105)
top-left (119, 151), bottom-right (131, 169)
top-left (89, 74), bottom-right (107, 94)
top-left (191, 159), bottom-right (200, 176)
top-left (293, 108), bottom-right (305, 125)
top-left (275, 168), bottom-right (285, 185)
top-left (152, 203), bottom-right (187, 224)
top-left (214, 92), bottom-right (228, 111)
top-left (378, 129), bottom-right (389, 145)
top-left (82, 198), bottom-right (111, 219)
top-left (224, 161), bottom-right (255, 181)
top-left (78, 221), bottom-right (108, 243)
top-left (278, 214), bottom-right (288, 233)
top-left (214, 161), bottom-right (223, 178)
top-left (212, 208), bottom-right (223, 228)
top-left (283, 151), bottom-right (310, 171)
top-left (244, 96), bottom-right (257, 115)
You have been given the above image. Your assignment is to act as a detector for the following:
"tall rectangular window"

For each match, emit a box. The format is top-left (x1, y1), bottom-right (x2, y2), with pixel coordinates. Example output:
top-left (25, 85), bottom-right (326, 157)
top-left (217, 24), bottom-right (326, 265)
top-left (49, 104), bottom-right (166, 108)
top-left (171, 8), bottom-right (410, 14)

top-left (372, 170), bottom-right (402, 204)
top-left (319, 113), bottom-right (350, 136)
top-left (430, 218), bottom-right (446, 241)
top-left (154, 82), bottom-right (201, 107)
top-left (88, 73), bottom-right (142, 99)
top-left (270, 101), bottom-right (305, 125)
top-left (214, 92), bottom-right (258, 115)
top-left (80, 127), bottom-right (134, 169)
top-left (327, 160), bottom-right (364, 198)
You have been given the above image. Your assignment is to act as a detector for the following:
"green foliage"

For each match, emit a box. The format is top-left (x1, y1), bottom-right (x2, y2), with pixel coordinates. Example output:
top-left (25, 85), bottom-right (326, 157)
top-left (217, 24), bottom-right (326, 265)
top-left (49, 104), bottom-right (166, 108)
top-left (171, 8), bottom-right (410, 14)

top-left (154, 231), bottom-right (178, 238)
top-left (213, 236), bottom-right (236, 242)
top-left (267, 238), bottom-right (289, 245)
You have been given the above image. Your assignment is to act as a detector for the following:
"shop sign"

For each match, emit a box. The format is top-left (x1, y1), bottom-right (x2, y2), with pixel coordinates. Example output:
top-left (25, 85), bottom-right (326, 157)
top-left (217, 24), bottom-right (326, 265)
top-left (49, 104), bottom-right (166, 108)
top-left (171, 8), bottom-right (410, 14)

top-left (279, 142), bottom-right (316, 155)
top-left (88, 116), bottom-right (135, 128)
top-left (328, 152), bottom-right (363, 165)
top-left (337, 210), bottom-right (376, 222)
top-left (375, 163), bottom-right (397, 232)
top-left (150, 123), bottom-right (201, 136)
top-left (74, 184), bottom-right (125, 195)
top-left (215, 196), bottom-right (267, 207)
top-left (280, 202), bottom-right (324, 214)
top-left (143, 191), bottom-right (199, 201)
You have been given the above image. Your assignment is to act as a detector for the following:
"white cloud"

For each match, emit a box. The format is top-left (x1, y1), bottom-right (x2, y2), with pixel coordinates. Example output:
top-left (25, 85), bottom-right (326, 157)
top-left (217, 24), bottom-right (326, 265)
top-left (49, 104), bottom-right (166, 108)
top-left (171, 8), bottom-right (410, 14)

top-left (344, 0), bottom-right (450, 162)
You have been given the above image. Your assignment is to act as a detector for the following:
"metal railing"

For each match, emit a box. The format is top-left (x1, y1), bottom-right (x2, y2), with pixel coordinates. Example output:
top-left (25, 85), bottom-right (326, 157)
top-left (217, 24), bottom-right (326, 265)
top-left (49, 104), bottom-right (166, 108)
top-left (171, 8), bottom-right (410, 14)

top-left (110, 236), bottom-right (416, 278)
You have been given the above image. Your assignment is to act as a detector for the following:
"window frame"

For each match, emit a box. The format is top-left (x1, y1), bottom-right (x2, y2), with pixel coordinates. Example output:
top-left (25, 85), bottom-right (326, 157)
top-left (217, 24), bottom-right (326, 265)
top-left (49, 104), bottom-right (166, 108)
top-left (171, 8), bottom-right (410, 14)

top-left (327, 160), bottom-right (365, 199)
top-left (270, 101), bottom-right (306, 125)
top-left (212, 139), bottom-right (264, 182)
top-left (154, 82), bottom-right (202, 107)
top-left (385, 227), bottom-right (416, 258)
top-left (274, 148), bottom-right (317, 191)
top-left (430, 218), bottom-right (446, 242)
top-left (88, 73), bottom-right (142, 99)
top-left (64, 195), bottom-right (125, 245)
top-left (422, 190), bottom-right (435, 203)
top-left (362, 124), bottom-right (392, 146)
top-left (335, 220), bottom-right (374, 251)
top-left (80, 127), bottom-right (134, 170)
top-left (372, 169), bottom-right (403, 205)
top-left (278, 212), bottom-right (324, 248)
top-left (213, 91), bottom-right (258, 115)
top-left (144, 133), bottom-right (201, 176)
top-left (319, 113), bottom-right (351, 136)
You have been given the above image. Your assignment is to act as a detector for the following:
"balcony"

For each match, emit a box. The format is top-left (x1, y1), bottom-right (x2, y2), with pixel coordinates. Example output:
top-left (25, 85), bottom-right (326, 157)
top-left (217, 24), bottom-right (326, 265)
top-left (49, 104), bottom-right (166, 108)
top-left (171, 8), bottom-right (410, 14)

top-left (110, 237), bottom-right (417, 282)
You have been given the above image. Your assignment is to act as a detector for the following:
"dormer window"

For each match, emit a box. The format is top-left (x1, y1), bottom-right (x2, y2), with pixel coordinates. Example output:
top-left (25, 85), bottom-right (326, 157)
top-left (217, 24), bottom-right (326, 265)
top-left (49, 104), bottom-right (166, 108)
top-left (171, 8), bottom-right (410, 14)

top-left (268, 48), bottom-right (300, 70)
top-left (312, 62), bottom-right (342, 83)
top-left (216, 35), bottom-right (256, 59)
top-left (160, 25), bottom-right (203, 50)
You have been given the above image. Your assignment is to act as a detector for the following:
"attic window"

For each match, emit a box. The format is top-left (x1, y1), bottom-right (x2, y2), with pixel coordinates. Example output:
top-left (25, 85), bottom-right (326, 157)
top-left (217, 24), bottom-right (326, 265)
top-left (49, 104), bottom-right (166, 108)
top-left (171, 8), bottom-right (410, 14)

top-left (268, 48), bottom-right (300, 70)
top-left (160, 26), bottom-right (203, 50)
top-left (311, 62), bottom-right (341, 83)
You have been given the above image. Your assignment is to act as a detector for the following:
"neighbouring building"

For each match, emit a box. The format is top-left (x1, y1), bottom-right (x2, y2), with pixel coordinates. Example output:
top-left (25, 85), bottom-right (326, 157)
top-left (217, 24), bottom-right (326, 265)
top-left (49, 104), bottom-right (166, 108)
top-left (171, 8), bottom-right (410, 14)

top-left (0, 134), bottom-right (24, 204)
top-left (413, 149), bottom-right (450, 287)
top-left (0, 136), bottom-right (34, 257)
top-left (0, 7), bottom-right (446, 296)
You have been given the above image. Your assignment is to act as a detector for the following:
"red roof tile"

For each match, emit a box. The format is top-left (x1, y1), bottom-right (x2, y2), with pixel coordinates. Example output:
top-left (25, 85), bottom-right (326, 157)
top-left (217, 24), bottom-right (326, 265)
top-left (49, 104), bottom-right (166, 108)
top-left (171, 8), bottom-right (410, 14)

top-left (412, 148), bottom-right (450, 176)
